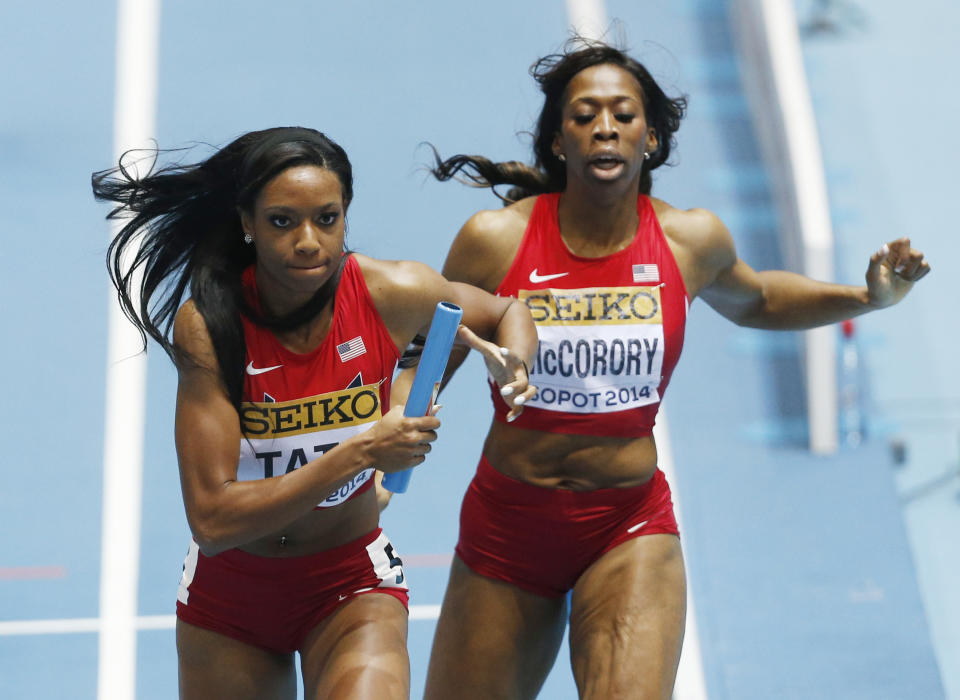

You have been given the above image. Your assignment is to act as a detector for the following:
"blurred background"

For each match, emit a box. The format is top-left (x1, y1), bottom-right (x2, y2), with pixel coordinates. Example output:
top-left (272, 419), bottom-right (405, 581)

top-left (1, 0), bottom-right (956, 698)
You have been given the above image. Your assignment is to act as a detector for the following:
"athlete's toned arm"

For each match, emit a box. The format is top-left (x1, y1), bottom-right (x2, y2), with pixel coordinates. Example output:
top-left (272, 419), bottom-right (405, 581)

top-left (359, 254), bottom-right (537, 413)
top-left (664, 205), bottom-right (930, 329)
top-left (173, 300), bottom-right (440, 556)
top-left (392, 200), bottom-right (538, 407)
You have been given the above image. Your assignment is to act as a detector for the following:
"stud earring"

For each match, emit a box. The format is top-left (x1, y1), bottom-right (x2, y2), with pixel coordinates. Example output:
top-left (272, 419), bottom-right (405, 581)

top-left (643, 152), bottom-right (650, 160)
top-left (243, 233), bottom-right (253, 244)
top-left (558, 154), bottom-right (566, 162)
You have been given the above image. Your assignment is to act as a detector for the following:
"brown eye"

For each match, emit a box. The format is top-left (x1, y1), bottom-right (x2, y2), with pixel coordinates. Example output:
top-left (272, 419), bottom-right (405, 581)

top-left (317, 212), bottom-right (338, 226)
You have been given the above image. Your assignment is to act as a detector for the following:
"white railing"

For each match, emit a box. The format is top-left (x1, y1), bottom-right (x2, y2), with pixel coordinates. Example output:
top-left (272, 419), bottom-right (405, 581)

top-left (730, 0), bottom-right (839, 454)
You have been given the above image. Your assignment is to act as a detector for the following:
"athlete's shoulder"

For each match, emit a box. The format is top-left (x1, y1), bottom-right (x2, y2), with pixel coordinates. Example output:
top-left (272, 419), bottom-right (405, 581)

top-left (649, 197), bottom-right (737, 290)
top-left (463, 195), bottom-right (537, 240)
top-left (174, 299), bottom-right (208, 345)
top-left (650, 198), bottom-right (733, 256)
top-left (353, 253), bottom-right (437, 295)
top-left (445, 196), bottom-right (538, 290)
top-left (173, 299), bottom-right (220, 372)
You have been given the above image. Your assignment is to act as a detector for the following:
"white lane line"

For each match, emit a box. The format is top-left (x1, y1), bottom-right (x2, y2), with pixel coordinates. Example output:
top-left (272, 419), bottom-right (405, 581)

top-left (655, 413), bottom-right (709, 700)
top-left (0, 606), bottom-right (444, 637)
top-left (1, 618), bottom-right (102, 636)
top-left (98, 1), bottom-right (160, 699)
top-left (403, 553), bottom-right (453, 567)
top-left (409, 605), bottom-right (442, 621)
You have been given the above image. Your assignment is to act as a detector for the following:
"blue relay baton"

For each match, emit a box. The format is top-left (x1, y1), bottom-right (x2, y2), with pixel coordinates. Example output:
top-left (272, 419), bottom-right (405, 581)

top-left (381, 301), bottom-right (463, 494)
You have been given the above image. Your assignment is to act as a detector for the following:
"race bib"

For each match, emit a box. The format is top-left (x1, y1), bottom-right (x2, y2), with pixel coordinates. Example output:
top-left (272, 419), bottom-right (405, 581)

top-left (520, 286), bottom-right (665, 414)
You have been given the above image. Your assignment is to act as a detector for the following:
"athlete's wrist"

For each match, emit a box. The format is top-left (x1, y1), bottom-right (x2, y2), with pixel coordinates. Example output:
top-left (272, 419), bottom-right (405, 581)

top-left (336, 432), bottom-right (379, 475)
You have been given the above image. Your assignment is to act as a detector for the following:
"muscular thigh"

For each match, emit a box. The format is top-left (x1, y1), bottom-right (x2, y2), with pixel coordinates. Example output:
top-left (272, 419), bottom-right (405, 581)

top-left (299, 592), bottom-right (409, 700)
top-left (176, 619), bottom-right (296, 700)
top-left (424, 556), bottom-right (568, 700)
top-left (569, 534), bottom-right (686, 700)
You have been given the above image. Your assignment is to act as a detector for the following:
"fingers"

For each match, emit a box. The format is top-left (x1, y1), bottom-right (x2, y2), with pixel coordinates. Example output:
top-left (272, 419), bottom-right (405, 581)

top-left (370, 407), bottom-right (441, 473)
top-left (486, 345), bottom-right (535, 421)
top-left (416, 428), bottom-right (439, 446)
top-left (893, 246), bottom-right (930, 281)
top-left (380, 405), bottom-right (440, 448)
top-left (456, 324), bottom-right (490, 353)
top-left (871, 238), bottom-right (930, 282)
top-left (912, 261), bottom-right (932, 281)
top-left (499, 373), bottom-right (529, 401)
top-left (869, 242), bottom-right (891, 266)
top-left (456, 326), bottom-right (517, 374)
top-left (504, 382), bottom-right (538, 423)
top-left (389, 404), bottom-right (441, 430)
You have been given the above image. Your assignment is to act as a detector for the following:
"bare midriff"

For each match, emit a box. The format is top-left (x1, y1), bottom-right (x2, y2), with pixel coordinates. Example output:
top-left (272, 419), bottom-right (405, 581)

top-left (238, 486), bottom-right (379, 558)
top-left (482, 419), bottom-right (659, 491)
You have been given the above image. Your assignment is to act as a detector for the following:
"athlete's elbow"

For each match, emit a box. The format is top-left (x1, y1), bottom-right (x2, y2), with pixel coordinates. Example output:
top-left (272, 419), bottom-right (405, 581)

top-left (731, 309), bottom-right (770, 329)
top-left (188, 518), bottom-right (229, 557)
top-left (724, 292), bottom-right (772, 328)
top-left (186, 503), bottom-right (235, 557)
top-left (194, 538), bottom-right (227, 558)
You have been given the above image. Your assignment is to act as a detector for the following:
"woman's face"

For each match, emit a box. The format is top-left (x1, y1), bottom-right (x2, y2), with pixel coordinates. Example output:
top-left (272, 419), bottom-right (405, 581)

top-left (552, 63), bottom-right (657, 189)
top-left (241, 164), bottom-right (346, 310)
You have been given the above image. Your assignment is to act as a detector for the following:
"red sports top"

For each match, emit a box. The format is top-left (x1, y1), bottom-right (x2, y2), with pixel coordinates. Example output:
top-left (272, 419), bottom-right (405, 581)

top-left (493, 193), bottom-right (688, 438)
top-left (237, 255), bottom-right (400, 507)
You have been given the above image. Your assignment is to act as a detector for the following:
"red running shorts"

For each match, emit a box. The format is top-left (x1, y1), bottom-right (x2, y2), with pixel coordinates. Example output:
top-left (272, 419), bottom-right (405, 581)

top-left (456, 456), bottom-right (679, 598)
top-left (176, 527), bottom-right (408, 653)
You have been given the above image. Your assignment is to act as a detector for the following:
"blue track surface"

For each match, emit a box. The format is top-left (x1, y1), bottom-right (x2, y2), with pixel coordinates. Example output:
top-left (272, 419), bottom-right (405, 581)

top-left (0, 1), bottom-right (954, 698)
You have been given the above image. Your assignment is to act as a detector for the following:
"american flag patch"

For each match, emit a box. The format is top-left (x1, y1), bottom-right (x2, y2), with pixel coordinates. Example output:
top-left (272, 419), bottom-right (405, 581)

top-left (632, 263), bottom-right (660, 283)
top-left (337, 336), bottom-right (366, 362)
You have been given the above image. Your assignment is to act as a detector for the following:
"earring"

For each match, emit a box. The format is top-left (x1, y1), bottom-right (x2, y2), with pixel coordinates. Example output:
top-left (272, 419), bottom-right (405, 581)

top-left (558, 154), bottom-right (566, 162)
top-left (643, 152), bottom-right (650, 160)
top-left (243, 233), bottom-right (253, 244)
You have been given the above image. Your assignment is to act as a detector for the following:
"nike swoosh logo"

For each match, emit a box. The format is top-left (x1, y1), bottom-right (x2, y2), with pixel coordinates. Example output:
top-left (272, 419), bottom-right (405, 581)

top-left (246, 361), bottom-right (283, 376)
top-left (529, 268), bottom-right (570, 284)
top-left (626, 520), bottom-right (649, 534)
top-left (338, 586), bottom-right (374, 602)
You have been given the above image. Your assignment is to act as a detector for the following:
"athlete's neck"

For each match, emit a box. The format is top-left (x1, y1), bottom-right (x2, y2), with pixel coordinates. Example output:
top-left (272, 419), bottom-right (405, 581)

top-left (557, 183), bottom-right (640, 258)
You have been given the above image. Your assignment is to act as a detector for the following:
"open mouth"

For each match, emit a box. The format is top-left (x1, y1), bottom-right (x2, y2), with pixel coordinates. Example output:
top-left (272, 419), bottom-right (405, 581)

top-left (589, 154), bottom-right (624, 167)
top-left (588, 154), bottom-right (626, 176)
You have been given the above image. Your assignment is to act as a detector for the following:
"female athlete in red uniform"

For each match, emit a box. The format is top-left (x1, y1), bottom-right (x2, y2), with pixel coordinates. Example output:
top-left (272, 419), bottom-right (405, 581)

top-left (418, 40), bottom-right (930, 700)
top-left (92, 126), bottom-right (537, 700)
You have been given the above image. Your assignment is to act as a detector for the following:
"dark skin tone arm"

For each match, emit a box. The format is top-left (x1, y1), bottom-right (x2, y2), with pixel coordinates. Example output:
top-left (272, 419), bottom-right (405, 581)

top-left (415, 200), bottom-right (537, 401)
top-left (367, 257), bottom-right (538, 506)
top-left (173, 298), bottom-right (440, 557)
top-left (177, 255), bottom-right (539, 543)
top-left (412, 194), bottom-right (930, 493)
top-left (369, 255), bottom-right (538, 417)
top-left (656, 204), bottom-right (931, 327)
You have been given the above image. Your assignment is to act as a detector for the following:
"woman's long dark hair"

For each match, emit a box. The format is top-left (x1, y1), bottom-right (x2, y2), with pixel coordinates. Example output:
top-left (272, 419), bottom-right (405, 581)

top-left (432, 38), bottom-right (687, 202)
top-left (92, 126), bottom-right (354, 409)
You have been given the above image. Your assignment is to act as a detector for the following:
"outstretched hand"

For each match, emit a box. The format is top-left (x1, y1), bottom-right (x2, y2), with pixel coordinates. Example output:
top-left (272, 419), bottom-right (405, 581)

top-left (456, 324), bottom-right (536, 422)
top-left (866, 237), bottom-right (930, 309)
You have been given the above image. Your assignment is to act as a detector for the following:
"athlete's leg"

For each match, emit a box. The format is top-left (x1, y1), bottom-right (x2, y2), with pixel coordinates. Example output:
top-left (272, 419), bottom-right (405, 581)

top-left (176, 619), bottom-right (296, 700)
top-left (568, 534), bottom-right (686, 700)
top-left (424, 555), bottom-right (568, 700)
top-left (299, 592), bottom-right (410, 700)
